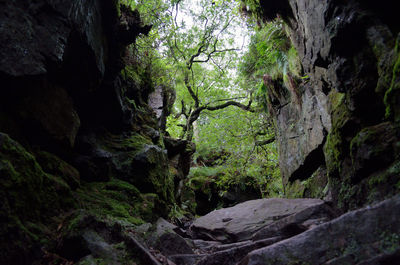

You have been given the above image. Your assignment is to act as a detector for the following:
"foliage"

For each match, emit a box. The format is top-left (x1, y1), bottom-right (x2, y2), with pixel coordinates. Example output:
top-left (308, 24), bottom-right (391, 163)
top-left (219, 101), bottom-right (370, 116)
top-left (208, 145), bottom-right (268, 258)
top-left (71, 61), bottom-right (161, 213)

top-left (239, 18), bottom-right (302, 110)
top-left (192, 105), bottom-right (282, 197)
top-left (163, 0), bottom-right (253, 140)
top-left (239, 19), bottom-right (301, 81)
top-left (122, 0), bottom-right (286, 202)
top-left (120, 0), bottom-right (176, 96)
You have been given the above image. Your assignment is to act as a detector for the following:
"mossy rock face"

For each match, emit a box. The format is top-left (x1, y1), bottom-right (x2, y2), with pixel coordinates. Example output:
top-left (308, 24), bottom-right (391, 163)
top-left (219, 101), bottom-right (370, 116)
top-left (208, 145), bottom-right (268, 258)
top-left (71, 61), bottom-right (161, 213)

top-left (74, 131), bottom-right (175, 206)
top-left (112, 142), bottom-right (174, 205)
top-left (324, 90), bottom-right (354, 178)
top-left (350, 122), bottom-right (397, 182)
top-left (285, 179), bottom-right (305, 199)
top-left (0, 133), bottom-right (75, 264)
top-left (384, 33), bottom-right (400, 121)
top-left (74, 179), bottom-right (166, 225)
top-left (35, 150), bottom-right (80, 189)
top-left (56, 211), bottom-right (144, 264)
top-left (286, 166), bottom-right (329, 199)
top-left (178, 181), bottom-right (197, 215)
top-left (330, 121), bottom-right (400, 210)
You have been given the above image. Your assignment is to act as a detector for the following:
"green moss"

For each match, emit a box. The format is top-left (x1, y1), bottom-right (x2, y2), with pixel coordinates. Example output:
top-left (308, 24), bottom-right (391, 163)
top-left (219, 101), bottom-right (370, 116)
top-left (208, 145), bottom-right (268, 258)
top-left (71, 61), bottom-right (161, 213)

top-left (0, 133), bottom-right (75, 262)
top-left (302, 169), bottom-right (328, 198)
top-left (285, 171), bottom-right (328, 199)
top-left (73, 179), bottom-right (169, 224)
top-left (35, 150), bottom-right (80, 189)
top-left (0, 133), bottom-right (74, 220)
top-left (116, 0), bottom-right (121, 17)
top-left (99, 132), bottom-right (152, 154)
top-left (324, 91), bottom-right (351, 177)
top-left (187, 166), bottom-right (222, 194)
top-left (384, 35), bottom-right (400, 121)
top-left (104, 178), bottom-right (141, 197)
top-left (379, 231), bottom-right (400, 253)
top-left (95, 131), bottom-right (175, 211)
top-left (336, 180), bottom-right (358, 209)
top-left (365, 160), bottom-right (400, 203)
top-left (285, 180), bottom-right (305, 198)
top-left (349, 126), bottom-right (384, 165)
top-left (75, 181), bottom-right (145, 225)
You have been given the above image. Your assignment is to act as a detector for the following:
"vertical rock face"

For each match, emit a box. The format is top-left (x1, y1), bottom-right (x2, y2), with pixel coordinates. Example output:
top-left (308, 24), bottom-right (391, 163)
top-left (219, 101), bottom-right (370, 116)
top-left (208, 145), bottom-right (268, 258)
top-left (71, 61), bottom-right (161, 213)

top-left (148, 85), bottom-right (176, 131)
top-left (260, 0), bottom-right (400, 209)
top-left (0, 0), bottom-right (189, 264)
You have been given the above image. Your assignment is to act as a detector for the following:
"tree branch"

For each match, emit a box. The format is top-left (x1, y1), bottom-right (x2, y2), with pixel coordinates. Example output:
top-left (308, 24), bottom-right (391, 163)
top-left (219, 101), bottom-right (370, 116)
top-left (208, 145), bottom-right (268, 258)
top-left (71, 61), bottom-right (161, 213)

top-left (205, 101), bottom-right (254, 112)
top-left (255, 137), bottom-right (275, 146)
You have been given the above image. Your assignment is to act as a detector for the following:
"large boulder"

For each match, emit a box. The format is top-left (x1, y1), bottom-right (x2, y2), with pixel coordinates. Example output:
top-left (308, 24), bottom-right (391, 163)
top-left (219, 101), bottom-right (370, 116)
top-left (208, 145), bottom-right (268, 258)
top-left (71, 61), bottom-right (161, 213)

top-left (73, 131), bottom-right (175, 207)
top-left (56, 212), bottom-right (162, 265)
top-left (189, 198), bottom-right (334, 243)
top-left (146, 218), bottom-right (194, 256)
top-left (240, 195), bottom-right (400, 265)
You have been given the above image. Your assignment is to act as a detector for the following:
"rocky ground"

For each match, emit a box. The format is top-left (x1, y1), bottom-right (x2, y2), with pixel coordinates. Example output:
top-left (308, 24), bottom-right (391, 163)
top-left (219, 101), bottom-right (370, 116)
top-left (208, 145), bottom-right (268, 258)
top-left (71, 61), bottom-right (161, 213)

top-left (66, 196), bottom-right (400, 265)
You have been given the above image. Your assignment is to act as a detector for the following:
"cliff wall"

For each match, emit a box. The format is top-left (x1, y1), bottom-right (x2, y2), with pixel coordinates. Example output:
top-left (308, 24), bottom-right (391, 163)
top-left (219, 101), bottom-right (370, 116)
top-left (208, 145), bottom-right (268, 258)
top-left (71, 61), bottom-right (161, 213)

top-left (260, 0), bottom-right (400, 209)
top-left (0, 1), bottom-right (192, 263)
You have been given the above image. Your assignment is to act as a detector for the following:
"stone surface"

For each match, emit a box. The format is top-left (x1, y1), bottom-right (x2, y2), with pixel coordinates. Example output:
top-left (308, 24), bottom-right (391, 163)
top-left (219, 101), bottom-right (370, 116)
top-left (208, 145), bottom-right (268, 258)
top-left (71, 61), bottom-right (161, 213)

top-left (196, 237), bottom-right (282, 265)
top-left (0, 0), bottom-right (109, 78)
top-left (58, 212), bottom-right (163, 265)
top-left (0, 133), bottom-right (74, 264)
top-left (259, 0), bottom-right (400, 209)
top-left (35, 150), bottom-right (80, 189)
top-left (0, 0), bottom-right (175, 263)
top-left (189, 198), bottom-right (331, 243)
top-left (240, 195), bottom-right (400, 265)
top-left (146, 218), bottom-right (194, 256)
top-left (73, 131), bottom-right (175, 207)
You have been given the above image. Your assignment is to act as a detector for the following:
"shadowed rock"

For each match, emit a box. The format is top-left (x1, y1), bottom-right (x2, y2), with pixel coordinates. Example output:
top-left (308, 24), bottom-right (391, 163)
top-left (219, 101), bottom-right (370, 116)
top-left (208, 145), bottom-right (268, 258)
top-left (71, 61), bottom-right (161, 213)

top-left (189, 198), bottom-right (334, 243)
top-left (240, 195), bottom-right (400, 265)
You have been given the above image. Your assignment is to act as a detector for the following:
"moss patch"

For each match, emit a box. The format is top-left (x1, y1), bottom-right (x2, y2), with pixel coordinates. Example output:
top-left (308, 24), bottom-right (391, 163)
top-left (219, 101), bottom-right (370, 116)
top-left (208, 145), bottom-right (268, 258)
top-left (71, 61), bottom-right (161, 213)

top-left (384, 34), bottom-right (400, 121)
top-left (98, 131), bottom-right (153, 154)
top-left (35, 150), bottom-right (80, 189)
top-left (0, 133), bottom-right (75, 263)
top-left (324, 91), bottom-right (352, 177)
top-left (74, 179), bottom-right (164, 224)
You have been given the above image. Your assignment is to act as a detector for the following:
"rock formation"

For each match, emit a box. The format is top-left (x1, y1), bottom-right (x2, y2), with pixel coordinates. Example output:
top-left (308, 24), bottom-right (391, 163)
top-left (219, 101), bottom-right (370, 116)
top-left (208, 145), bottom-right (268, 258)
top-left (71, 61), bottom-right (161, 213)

top-left (0, 0), bottom-right (193, 263)
top-left (141, 196), bottom-right (400, 265)
top-left (1, 0), bottom-right (399, 264)
top-left (259, 0), bottom-right (400, 210)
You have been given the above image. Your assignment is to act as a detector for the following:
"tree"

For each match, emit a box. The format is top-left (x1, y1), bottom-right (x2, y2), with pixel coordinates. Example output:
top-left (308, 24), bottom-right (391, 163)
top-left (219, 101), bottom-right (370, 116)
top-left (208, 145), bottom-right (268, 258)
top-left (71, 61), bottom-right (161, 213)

top-left (164, 0), bottom-right (254, 141)
top-left (122, 0), bottom-right (283, 198)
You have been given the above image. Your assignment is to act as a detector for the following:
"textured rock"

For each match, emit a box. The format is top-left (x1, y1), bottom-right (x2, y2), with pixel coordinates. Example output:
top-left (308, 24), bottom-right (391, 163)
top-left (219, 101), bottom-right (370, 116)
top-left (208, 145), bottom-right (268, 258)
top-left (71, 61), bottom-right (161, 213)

top-left (57, 212), bottom-right (162, 265)
top-left (259, 0), bottom-right (400, 209)
top-left (189, 198), bottom-right (332, 243)
top-left (0, 133), bottom-right (74, 264)
top-left (72, 131), bottom-right (175, 207)
top-left (0, 0), bottom-right (109, 78)
top-left (35, 150), bottom-right (80, 189)
top-left (0, 1), bottom-right (173, 263)
top-left (21, 84), bottom-right (81, 147)
top-left (251, 200), bottom-right (335, 241)
top-left (149, 86), bottom-right (165, 120)
top-left (196, 237), bottom-right (282, 265)
top-left (164, 136), bottom-right (195, 178)
top-left (146, 218), bottom-right (194, 256)
top-left (240, 195), bottom-right (400, 265)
